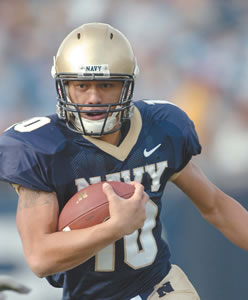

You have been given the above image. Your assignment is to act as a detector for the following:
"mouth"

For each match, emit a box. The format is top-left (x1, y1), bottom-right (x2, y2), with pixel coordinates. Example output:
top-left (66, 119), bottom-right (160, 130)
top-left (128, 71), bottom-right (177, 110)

top-left (83, 111), bottom-right (107, 120)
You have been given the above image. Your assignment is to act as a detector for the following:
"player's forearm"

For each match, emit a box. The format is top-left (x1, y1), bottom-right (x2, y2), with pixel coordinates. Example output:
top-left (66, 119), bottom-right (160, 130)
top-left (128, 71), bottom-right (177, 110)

top-left (26, 220), bottom-right (121, 277)
top-left (202, 190), bottom-right (248, 251)
top-left (174, 162), bottom-right (248, 250)
top-left (16, 187), bottom-right (115, 276)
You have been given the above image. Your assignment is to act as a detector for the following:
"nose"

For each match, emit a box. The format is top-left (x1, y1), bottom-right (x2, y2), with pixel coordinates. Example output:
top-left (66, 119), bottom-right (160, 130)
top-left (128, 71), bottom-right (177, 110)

top-left (86, 86), bottom-right (102, 105)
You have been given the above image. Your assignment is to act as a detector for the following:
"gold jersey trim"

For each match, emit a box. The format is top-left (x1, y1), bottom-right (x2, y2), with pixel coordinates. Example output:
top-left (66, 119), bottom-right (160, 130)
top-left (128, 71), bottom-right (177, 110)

top-left (12, 184), bottom-right (21, 195)
top-left (83, 107), bottom-right (142, 161)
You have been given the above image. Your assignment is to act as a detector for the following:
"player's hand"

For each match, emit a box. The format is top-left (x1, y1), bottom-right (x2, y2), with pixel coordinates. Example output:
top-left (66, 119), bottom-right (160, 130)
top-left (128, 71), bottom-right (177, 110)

top-left (102, 181), bottom-right (149, 237)
top-left (0, 275), bottom-right (31, 299)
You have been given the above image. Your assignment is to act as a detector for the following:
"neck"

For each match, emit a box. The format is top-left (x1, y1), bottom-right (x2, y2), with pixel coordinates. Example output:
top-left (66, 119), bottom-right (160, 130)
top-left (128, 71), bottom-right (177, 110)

top-left (98, 130), bottom-right (121, 145)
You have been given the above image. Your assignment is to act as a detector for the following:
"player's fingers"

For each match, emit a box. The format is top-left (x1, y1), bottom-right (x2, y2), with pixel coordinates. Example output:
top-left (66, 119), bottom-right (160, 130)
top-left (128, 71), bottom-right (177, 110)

top-left (102, 182), bottom-right (117, 200)
top-left (129, 182), bottom-right (149, 203)
top-left (129, 181), bottom-right (144, 192)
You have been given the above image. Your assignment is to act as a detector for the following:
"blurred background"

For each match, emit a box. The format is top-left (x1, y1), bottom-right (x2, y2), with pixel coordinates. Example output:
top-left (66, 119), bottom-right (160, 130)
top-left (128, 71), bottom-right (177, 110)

top-left (0, 0), bottom-right (248, 299)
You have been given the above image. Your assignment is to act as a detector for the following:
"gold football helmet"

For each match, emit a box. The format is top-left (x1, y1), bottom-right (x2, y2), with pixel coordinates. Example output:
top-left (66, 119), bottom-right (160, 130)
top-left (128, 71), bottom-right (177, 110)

top-left (52, 23), bottom-right (139, 136)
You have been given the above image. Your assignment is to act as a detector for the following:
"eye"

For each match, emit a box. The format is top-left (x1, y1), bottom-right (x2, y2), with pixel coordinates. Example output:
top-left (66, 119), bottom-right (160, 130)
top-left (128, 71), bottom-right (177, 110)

top-left (101, 83), bottom-right (112, 88)
top-left (75, 83), bottom-right (87, 89)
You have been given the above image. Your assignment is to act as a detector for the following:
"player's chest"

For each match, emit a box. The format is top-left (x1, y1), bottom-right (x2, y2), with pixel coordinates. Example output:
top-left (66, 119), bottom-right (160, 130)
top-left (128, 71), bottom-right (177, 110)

top-left (57, 133), bottom-right (180, 193)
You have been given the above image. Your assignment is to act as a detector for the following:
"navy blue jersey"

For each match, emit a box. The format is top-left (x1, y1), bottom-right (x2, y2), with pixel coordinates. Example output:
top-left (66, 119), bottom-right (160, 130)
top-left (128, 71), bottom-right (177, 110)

top-left (0, 100), bottom-right (201, 300)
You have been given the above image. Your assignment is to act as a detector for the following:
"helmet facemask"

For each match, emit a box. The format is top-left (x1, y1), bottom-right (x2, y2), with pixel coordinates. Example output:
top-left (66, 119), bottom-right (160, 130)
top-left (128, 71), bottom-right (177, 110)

top-left (55, 75), bottom-right (134, 136)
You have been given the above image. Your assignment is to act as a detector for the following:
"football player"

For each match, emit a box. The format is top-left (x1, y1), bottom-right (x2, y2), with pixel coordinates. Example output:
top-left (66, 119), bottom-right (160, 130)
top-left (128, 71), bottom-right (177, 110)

top-left (0, 23), bottom-right (248, 300)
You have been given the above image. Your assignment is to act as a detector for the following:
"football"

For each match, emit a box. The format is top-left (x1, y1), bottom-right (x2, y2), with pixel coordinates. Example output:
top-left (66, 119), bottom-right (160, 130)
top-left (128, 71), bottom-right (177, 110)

top-left (58, 181), bottom-right (135, 231)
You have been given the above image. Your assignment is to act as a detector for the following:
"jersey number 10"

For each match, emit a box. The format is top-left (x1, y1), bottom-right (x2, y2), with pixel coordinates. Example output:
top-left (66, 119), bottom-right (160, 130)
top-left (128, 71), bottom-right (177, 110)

top-left (95, 200), bottom-right (158, 271)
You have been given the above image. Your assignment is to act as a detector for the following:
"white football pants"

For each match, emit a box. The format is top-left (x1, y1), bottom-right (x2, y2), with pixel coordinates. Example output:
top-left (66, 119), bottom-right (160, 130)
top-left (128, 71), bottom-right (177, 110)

top-left (131, 264), bottom-right (200, 300)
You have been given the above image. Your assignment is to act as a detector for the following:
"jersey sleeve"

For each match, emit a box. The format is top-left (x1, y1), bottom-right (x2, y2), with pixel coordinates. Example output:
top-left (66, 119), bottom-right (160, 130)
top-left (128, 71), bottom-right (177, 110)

top-left (168, 120), bottom-right (201, 180)
top-left (136, 99), bottom-right (202, 174)
top-left (0, 135), bottom-right (54, 192)
top-left (179, 119), bottom-right (201, 171)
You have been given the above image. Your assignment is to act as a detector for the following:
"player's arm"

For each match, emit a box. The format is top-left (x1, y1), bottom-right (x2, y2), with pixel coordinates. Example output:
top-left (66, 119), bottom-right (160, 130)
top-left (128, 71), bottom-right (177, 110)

top-left (16, 183), bottom-right (147, 278)
top-left (173, 161), bottom-right (248, 250)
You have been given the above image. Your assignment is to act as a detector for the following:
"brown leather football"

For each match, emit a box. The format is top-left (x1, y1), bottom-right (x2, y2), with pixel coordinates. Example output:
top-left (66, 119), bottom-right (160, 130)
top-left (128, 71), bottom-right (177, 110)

top-left (58, 181), bottom-right (135, 231)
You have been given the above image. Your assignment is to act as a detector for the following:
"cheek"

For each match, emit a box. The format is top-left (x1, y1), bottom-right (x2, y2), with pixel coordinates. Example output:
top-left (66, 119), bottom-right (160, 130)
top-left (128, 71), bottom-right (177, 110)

top-left (116, 86), bottom-right (124, 99)
top-left (116, 91), bottom-right (123, 102)
top-left (68, 88), bottom-right (83, 103)
top-left (67, 87), bottom-right (74, 100)
top-left (110, 89), bottom-right (123, 102)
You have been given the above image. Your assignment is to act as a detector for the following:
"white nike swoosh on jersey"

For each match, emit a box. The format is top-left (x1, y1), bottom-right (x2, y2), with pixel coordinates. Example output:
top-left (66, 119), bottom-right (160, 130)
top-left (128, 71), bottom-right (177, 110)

top-left (144, 144), bottom-right (162, 157)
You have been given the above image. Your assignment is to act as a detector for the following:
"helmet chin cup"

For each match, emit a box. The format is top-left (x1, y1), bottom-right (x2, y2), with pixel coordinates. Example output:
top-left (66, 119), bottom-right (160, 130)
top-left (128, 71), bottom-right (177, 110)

top-left (63, 97), bottom-right (122, 136)
top-left (72, 110), bottom-right (120, 136)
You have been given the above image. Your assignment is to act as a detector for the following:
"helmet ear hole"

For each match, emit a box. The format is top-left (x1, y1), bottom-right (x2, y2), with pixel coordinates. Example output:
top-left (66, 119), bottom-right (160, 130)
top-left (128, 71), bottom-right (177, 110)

top-left (110, 33), bottom-right (113, 39)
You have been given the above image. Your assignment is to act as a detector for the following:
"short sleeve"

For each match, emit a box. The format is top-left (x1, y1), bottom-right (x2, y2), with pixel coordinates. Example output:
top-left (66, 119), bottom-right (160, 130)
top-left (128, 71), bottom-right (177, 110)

top-left (0, 135), bottom-right (54, 192)
top-left (181, 120), bottom-right (202, 169)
